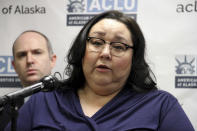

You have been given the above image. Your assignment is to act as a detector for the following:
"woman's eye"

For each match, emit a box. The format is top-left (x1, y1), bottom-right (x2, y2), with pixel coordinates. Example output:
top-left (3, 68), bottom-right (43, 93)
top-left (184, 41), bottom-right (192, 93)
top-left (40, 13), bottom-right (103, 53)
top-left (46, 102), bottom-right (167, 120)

top-left (93, 41), bottom-right (102, 45)
top-left (91, 39), bottom-right (103, 46)
top-left (112, 44), bottom-right (125, 51)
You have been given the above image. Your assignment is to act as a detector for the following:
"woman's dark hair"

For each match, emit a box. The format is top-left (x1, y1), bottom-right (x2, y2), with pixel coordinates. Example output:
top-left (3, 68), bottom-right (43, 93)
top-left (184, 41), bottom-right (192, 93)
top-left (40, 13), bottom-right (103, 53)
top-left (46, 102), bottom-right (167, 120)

top-left (64, 10), bottom-right (157, 92)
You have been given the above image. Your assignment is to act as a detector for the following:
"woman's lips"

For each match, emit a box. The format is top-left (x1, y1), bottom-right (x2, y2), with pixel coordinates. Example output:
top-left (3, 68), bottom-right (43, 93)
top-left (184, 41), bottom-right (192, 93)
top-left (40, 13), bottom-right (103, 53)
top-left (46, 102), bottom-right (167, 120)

top-left (96, 65), bottom-right (111, 72)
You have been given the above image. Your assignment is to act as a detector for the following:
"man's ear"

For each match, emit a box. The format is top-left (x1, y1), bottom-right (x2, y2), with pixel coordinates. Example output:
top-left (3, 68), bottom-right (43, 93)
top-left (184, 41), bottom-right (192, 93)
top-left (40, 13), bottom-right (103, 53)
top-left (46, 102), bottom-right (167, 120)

top-left (12, 60), bottom-right (16, 71)
top-left (50, 54), bottom-right (57, 68)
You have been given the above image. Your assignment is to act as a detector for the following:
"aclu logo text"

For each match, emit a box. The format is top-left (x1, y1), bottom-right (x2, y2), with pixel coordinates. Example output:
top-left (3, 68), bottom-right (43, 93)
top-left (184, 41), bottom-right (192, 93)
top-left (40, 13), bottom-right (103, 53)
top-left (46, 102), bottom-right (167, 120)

top-left (0, 56), bottom-right (15, 74)
top-left (67, 0), bottom-right (137, 26)
top-left (86, 0), bottom-right (137, 12)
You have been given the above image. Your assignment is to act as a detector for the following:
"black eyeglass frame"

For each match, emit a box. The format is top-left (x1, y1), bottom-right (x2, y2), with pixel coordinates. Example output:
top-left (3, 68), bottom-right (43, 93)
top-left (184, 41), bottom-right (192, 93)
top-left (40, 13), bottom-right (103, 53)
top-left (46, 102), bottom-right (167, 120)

top-left (87, 37), bottom-right (134, 51)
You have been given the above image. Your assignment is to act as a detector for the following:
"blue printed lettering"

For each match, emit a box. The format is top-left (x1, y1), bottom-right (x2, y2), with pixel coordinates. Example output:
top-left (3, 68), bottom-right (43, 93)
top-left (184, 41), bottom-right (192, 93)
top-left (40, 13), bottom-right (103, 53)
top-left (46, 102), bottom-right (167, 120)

top-left (0, 56), bottom-right (15, 74)
top-left (0, 57), bottom-right (6, 72)
top-left (87, 0), bottom-right (137, 12)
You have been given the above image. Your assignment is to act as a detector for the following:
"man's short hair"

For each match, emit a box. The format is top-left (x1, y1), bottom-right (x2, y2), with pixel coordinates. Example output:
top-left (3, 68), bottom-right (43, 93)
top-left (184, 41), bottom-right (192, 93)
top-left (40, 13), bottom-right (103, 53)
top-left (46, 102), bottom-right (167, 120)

top-left (12, 30), bottom-right (54, 58)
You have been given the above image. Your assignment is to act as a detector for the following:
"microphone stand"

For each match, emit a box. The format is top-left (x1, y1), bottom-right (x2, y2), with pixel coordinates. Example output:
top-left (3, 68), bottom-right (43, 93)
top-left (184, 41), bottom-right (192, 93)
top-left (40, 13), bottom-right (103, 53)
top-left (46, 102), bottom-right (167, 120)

top-left (0, 75), bottom-right (59, 131)
top-left (10, 100), bottom-right (18, 131)
top-left (1, 82), bottom-right (44, 131)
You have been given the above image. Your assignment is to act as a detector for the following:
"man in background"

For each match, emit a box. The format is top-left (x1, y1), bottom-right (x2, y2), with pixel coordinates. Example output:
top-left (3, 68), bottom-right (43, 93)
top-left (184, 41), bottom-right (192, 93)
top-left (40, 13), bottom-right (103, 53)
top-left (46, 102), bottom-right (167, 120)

top-left (0, 30), bottom-right (57, 130)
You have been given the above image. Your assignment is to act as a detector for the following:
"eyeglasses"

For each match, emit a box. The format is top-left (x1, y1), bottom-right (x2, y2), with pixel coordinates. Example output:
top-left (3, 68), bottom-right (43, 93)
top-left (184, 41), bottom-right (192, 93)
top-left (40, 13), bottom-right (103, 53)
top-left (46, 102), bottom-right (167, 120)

top-left (86, 37), bottom-right (134, 57)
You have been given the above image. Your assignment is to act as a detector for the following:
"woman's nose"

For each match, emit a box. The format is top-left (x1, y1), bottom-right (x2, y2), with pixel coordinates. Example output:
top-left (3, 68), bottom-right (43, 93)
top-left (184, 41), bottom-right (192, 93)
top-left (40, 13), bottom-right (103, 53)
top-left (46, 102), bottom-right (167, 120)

top-left (99, 44), bottom-right (112, 59)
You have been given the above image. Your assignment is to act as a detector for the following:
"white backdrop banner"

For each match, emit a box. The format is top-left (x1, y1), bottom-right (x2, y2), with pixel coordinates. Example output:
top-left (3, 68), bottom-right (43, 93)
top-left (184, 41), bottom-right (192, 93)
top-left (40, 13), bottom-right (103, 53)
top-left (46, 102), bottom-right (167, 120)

top-left (0, 0), bottom-right (196, 129)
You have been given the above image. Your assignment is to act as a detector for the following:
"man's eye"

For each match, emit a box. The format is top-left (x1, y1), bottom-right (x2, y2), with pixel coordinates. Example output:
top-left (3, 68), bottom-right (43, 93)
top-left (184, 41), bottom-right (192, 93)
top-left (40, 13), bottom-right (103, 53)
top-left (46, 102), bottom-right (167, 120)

top-left (17, 52), bottom-right (26, 58)
top-left (33, 50), bottom-right (42, 55)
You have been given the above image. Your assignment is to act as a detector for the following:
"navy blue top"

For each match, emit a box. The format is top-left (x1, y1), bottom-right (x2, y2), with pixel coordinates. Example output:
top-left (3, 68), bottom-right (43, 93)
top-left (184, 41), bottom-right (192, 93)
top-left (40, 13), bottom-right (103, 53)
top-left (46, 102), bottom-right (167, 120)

top-left (5, 87), bottom-right (194, 131)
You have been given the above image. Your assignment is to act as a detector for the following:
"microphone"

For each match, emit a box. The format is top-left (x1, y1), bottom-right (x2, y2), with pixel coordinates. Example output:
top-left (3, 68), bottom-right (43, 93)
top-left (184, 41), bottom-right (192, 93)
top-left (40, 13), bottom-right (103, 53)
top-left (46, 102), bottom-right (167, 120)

top-left (0, 75), bottom-right (62, 107)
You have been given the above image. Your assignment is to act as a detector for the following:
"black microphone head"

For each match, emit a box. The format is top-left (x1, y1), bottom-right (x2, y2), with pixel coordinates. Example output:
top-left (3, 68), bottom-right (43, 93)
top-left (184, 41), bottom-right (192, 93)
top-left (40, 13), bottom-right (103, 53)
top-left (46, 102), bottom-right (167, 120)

top-left (40, 75), bottom-right (60, 92)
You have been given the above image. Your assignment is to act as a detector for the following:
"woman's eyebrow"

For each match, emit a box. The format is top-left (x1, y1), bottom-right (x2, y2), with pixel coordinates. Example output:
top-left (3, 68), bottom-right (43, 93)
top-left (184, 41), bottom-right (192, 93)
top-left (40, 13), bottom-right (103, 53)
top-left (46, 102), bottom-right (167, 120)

top-left (91, 31), bottom-right (106, 36)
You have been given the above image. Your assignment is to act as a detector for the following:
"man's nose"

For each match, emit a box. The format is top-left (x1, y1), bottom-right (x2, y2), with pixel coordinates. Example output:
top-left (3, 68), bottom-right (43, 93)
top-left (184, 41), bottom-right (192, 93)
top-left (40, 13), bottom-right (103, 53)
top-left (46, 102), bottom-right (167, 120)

top-left (26, 53), bottom-right (34, 63)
